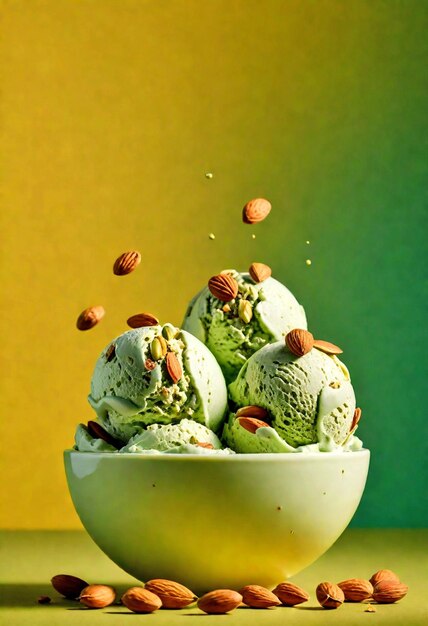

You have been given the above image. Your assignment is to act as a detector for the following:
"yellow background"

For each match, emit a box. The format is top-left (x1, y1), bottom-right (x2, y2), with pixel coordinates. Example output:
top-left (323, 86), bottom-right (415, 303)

top-left (1, 1), bottom-right (427, 528)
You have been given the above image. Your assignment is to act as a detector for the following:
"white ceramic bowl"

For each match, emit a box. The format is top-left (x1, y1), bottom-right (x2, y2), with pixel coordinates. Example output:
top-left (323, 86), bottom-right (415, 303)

top-left (65, 449), bottom-right (369, 593)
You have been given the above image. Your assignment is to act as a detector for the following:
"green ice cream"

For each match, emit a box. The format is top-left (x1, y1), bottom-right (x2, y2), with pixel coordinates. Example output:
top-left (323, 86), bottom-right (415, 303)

top-left (224, 340), bottom-right (357, 452)
top-left (121, 419), bottom-right (233, 454)
top-left (87, 323), bottom-right (228, 441)
top-left (182, 270), bottom-right (307, 382)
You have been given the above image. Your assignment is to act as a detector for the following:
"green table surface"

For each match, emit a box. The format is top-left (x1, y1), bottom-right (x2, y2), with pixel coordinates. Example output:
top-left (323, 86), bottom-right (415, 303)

top-left (1, 530), bottom-right (427, 625)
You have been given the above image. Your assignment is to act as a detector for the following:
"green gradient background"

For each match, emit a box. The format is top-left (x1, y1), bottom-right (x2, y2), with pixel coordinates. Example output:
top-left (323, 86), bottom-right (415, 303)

top-left (0, 0), bottom-right (427, 528)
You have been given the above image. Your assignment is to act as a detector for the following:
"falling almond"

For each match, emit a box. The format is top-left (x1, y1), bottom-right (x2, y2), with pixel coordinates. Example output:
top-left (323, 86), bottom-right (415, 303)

top-left (113, 250), bottom-right (141, 275)
top-left (249, 262), bottom-right (272, 283)
top-left (127, 313), bottom-right (159, 328)
top-left (76, 306), bottom-right (105, 331)
top-left (242, 198), bottom-right (271, 224)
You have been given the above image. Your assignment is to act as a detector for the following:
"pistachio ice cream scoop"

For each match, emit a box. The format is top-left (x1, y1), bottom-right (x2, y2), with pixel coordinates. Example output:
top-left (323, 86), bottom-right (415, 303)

top-left (224, 331), bottom-right (358, 452)
top-left (182, 267), bottom-right (307, 382)
top-left (86, 323), bottom-right (228, 441)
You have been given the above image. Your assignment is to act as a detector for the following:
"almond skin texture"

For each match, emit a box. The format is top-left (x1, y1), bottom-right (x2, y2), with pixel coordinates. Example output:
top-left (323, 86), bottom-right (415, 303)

top-left (197, 589), bottom-right (243, 614)
top-left (208, 274), bottom-right (239, 302)
top-left (79, 584), bottom-right (116, 609)
top-left (369, 569), bottom-right (400, 586)
top-left (236, 405), bottom-right (269, 420)
top-left (249, 262), bottom-right (272, 283)
top-left (372, 581), bottom-right (408, 604)
top-left (313, 339), bottom-right (343, 355)
top-left (127, 313), bottom-right (159, 328)
top-left (238, 416), bottom-right (270, 434)
top-left (316, 582), bottom-right (344, 609)
top-left (87, 421), bottom-right (122, 449)
top-left (121, 587), bottom-right (162, 613)
top-left (338, 579), bottom-right (373, 602)
top-left (51, 574), bottom-right (89, 599)
top-left (145, 579), bottom-right (196, 609)
top-left (166, 352), bottom-right (182, 384)
top-left (76, 306), bottom-right (105, 331)
top-left (285, 329), bottom-right (314, 357)
top-left (196, 442), bottom-right (214, 449)
top-left (242, 198), bottom-right (272, 224)
top-left (113, 250), bottom-right (141, 275)
top-left (239, 585), bottom-right (281, 608)
top-left (272, 582), bottom-right (309, 606)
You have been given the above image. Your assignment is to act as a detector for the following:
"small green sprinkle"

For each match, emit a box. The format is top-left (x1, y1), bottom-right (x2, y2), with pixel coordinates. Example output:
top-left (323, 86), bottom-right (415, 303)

top-left (306, 259), bottom-right (312, 266)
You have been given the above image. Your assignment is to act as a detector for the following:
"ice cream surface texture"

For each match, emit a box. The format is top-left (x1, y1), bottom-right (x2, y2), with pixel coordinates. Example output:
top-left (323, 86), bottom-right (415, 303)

top-left (182, 269), bottom-right (307, 382)
top-left (87, 323), bottom-right (228, 441)
top-left (224, 340), bottom-right (357, 452)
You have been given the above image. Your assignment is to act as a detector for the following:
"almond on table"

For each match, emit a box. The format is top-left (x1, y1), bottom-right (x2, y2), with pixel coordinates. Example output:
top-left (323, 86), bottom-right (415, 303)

top-left (121, 587), bottom-right (162, 613)
top-left (197, 589), bottom-right (242, 614)
top-left (316, 582), bottom-right (344, 609)
top-left (272, 582), bottom-right (309, 606)
top-left (79, 584), bottom-right (116, 608)
top-left (51, 574), bottom-right (89, 599)
top-left (239, 584), bottom-right (280, 608)
top-left (144, 579), bottom-right (197, 609)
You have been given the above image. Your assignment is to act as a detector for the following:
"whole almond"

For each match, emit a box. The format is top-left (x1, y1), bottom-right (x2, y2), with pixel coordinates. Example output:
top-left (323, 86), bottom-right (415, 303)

top-left (113, 250), bottom-right (141, 276)
top-left (313, 339), bottom-right (343, 355)
top-left (242, 198), bottom-right (272, 224)
top-left (51, 574), bottom-right (89, 599)
top-left (285, 329), bottom-right (314, 357)
top-left (208, 274), bottom-right (239, 302)
top-left (249, 262), bottom-right (272, 283)
top-left (369, 569), bottom-right (400, 586)
top-left (239, 585), bottom-right (280, 608)
top-left (238, 416), bottom-right (270, 433)
top-left (76, 306), bottom-right (105, 331)
top-left (127, 313), bottom-right (159, 328)
top-left (79, 584), bottom-right (116, 609)
top-left (338, 579), bottom-right (373, 602)
top-left (236, 405), bottom-right (269, 420)
top-left (145, 579), bottom-right (196, 609)
top-left (197, 589), bottom-right (242, 614)
top-left (121, 587), bottom-right (162, 613)
top-left (87, 421), bottom-right (122, 449)
top-left (316, 582), bottom-right (344, 609)
top-left (166, 352), bottom-right (182, 384)
top-left (272, 582), bottom-right (309, 606)
top-left (372, 580), bottom-right (408, 604)
top-left (351, 408), bottom-right (362, 431)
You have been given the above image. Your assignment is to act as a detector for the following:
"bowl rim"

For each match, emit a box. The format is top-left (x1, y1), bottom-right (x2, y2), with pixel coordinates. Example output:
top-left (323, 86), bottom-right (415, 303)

top-left (64, 448), bottom-right (370, 462)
